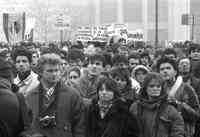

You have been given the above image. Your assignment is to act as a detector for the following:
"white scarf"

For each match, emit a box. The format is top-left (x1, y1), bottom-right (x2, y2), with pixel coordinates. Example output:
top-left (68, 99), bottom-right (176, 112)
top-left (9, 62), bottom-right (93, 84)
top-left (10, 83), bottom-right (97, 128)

top-left (168, 76), bottom-right (183, 98)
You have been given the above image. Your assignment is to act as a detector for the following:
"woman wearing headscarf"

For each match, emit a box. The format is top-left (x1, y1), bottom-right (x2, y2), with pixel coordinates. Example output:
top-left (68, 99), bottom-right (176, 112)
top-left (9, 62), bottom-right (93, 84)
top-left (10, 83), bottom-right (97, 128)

top-left (86, 76), bottom-right (140, 137)
top-left (130, 72), bottom-right (185, 137)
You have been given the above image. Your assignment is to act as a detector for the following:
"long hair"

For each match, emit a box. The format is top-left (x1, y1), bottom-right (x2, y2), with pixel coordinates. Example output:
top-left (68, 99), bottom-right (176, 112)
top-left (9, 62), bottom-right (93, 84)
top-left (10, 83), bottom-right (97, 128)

top-left (110, 68), bottom-right (132, 92)
top-left (139, 72), bottom-right (166, 99)
top-left (96, 76), bottom-right (121, 100)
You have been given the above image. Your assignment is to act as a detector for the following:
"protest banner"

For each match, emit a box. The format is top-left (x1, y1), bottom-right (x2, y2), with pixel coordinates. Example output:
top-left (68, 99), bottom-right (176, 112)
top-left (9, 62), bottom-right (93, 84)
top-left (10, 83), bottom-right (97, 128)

top-left (25, 17), bottom-right (36, 41)
top-left (3, 12), bottom-right (25, 43)
top-left (76, 26), bottom-right (93, 42)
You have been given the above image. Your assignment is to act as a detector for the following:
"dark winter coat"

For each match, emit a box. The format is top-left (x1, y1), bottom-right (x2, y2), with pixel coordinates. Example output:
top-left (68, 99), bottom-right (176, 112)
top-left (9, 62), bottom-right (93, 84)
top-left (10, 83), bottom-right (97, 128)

top-left (0, 77), bottom-right (24, 137)
top-left (130, 96), bottom-right (185, 137)
top-left (86, 99), bottom-right (140, 137)
top-left (190, 76), bottom-right (200, 101)
top-left (22, 81), bottom-right (85, 137)
top-left (165, 82), bottom-right (200, 137)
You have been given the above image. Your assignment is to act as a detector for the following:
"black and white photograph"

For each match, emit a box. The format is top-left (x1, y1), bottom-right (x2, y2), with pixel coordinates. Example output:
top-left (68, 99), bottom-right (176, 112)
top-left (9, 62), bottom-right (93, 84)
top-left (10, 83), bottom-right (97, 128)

top-left (0, 0), bottom-right (200, 137)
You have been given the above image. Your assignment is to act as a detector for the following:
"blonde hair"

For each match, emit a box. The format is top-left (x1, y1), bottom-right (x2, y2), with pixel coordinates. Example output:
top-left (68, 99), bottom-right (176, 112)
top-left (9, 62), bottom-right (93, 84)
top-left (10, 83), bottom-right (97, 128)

top-left (37, 53), bottom-right (62, 74)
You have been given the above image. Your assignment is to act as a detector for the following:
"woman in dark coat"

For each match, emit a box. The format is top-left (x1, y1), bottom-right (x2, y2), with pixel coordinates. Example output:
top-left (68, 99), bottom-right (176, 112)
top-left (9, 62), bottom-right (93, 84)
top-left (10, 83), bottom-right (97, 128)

top-left (86, 76), bottom-right (140, 137)
top-left (110, 68), bottom-right (137, 107)
top-left (130, 72), bottom-right (185, 137)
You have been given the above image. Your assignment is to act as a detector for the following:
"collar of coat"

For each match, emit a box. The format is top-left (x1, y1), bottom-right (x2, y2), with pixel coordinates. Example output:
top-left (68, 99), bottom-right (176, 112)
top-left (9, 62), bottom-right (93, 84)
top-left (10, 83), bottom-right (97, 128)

top-left (91, 98), bottom-right (129, 119)
top-left (14, 71), bottom-right (38, 86)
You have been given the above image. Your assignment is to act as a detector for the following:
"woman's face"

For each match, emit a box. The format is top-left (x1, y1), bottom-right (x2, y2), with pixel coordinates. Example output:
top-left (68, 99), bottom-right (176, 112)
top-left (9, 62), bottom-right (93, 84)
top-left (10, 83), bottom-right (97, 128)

top-left (113, 76), bottom-right (127, 90)
top-left (135, 70), bottom-right (147, 84)
top-left (69, 71), bottom-right (80, 84)
top-left (98, 84), bottom-right (114, 102)
top-left (146, 79), bottom-right (162, 98)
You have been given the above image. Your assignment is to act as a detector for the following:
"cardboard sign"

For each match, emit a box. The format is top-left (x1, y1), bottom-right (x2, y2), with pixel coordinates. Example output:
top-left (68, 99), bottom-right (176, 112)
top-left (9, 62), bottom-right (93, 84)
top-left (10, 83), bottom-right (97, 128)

top-left (76, 26), bottom-right (93, 41)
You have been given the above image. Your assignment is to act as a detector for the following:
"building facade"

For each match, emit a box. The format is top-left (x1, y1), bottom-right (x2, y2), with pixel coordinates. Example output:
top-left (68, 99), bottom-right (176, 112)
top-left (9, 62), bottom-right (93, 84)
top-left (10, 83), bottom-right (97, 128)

top-left (91, 0), bottom-right (191, 42)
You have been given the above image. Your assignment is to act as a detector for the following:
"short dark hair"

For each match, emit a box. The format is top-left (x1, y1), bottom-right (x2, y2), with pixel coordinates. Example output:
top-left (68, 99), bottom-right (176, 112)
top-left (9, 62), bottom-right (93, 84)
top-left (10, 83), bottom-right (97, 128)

top-left (110, 68), bottom-right (132, 90)
top-left (112, 54), bottom-right (128, 65)
top-left (128, 53), bottom-right (140, 60)
top-left (163, 48), bottom-right (177, 57)
top-left (68, 66), bottom-right (81, 77)
top-left (68, 49), bottom-right (84, 62)
top-left (188, 43), bottom-right (200, 54)
top-left (97, 76), bottom-right (121, 99)
top-left (89, 53), bottom-right (105, 67)
top-left (103, 52), bottom-right (113, 67)
top-left (110, 68), bottom-right (130, 82)
top-left (12, 47), bottom-right (32, 63)
top-left (156, 57), bottom-right (178, 72)
top-left (140, 51), bottom-right (150, 61)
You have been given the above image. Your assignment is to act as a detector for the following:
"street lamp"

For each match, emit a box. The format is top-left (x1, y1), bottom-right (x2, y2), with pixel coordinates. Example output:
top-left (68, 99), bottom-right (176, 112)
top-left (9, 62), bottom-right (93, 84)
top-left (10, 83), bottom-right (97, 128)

top-left (155, 0), bottom-right (158, 47)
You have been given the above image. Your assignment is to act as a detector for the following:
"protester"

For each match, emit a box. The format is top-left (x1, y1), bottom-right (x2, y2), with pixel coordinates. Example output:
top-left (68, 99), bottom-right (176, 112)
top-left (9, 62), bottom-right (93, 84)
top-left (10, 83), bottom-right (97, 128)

top-left (140, 51), bottom-right (152, 68)
top-left (162, 48), bottom-right (177, 61)
top-left (157, 57), bottom-right (200, 137)
top-left (65, 66), bottom-right (83, 96)
top-left (128, 53), bottom-right (140, 72)
top-left (31, 50), bottom-right (40, 71)
top-left (79, 53), bottom-right (105, 100)
top-left (132, 65), bottom-right (150, 85)
top-left (3, 29), bottom-right (200, 137)
top-left (178, 57), bottom-right (200, 93)
top-left (110, 68), bottom-right (137, 107)
top-left (22, 53), bottom-right (85, 137)
top-left (0, 57), bottom-right (30, 137)
top-left (12, 48), bottom-right (39, 97)
top-left (188, 43), bottom-right (200, 78)
top-left (86, 76), bottom-right (140, 137)
top-left (112, 54), bottom-right (128, 69)
top-left (130, 72), bottom-right (185, 137)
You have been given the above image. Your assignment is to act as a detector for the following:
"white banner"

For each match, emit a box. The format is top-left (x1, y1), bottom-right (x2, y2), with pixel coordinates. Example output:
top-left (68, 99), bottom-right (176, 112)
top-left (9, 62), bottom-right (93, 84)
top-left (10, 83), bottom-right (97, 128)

top-left (25, 17), bottom-right (36, 41)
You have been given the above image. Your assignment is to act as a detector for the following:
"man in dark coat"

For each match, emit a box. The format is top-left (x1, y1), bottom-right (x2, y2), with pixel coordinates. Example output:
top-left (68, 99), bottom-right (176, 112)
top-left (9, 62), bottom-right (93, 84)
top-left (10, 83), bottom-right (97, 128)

top-left (157, 57), bottom-right (200, 137)
top-left (0, 57), bottom-right (25, 137)
top-left (22, 53), bottom-right (85, 137)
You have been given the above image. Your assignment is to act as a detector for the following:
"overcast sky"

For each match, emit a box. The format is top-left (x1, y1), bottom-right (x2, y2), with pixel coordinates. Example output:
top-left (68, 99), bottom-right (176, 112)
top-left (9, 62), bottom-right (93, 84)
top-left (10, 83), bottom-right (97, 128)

top-left (0, 0), bottom-right (90, 7)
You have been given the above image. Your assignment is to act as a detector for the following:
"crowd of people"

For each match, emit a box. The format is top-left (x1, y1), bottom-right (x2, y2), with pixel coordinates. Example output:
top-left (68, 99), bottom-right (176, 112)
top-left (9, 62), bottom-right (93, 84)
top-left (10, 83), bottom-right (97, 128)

top-left (0, 36), bottom-right (200, 137)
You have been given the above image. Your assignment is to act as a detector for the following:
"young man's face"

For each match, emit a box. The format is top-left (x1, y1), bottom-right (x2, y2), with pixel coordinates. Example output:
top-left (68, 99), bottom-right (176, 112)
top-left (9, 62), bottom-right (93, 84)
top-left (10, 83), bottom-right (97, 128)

top-left (190, 49), bottom-right (200, 60)
top-left (15, 56), bottom-right (31, 73)
top-left (88, 60), bottom-right (104, 76)
top-left (178, 58), bottom-right (190, 74)
top-left (32, 53), bottom-right (39, 67)
top-left (41, 64), bottom-right (61, 85)
top-left (60, 59), bottom-right (69, 74)
top-left (159, 63), bottom-right (177, 81)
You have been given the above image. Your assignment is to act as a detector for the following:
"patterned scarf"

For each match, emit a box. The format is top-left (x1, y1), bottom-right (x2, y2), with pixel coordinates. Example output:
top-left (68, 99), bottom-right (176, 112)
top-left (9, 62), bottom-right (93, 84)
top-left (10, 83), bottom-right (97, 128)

top-left (98, 100), bottom-right (112, 119)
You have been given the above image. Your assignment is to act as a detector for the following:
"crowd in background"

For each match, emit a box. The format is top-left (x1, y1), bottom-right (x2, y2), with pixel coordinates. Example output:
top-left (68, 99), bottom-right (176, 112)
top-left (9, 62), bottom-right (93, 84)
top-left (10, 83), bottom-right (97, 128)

top-left (0, 36), bottom-right (200, 137)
